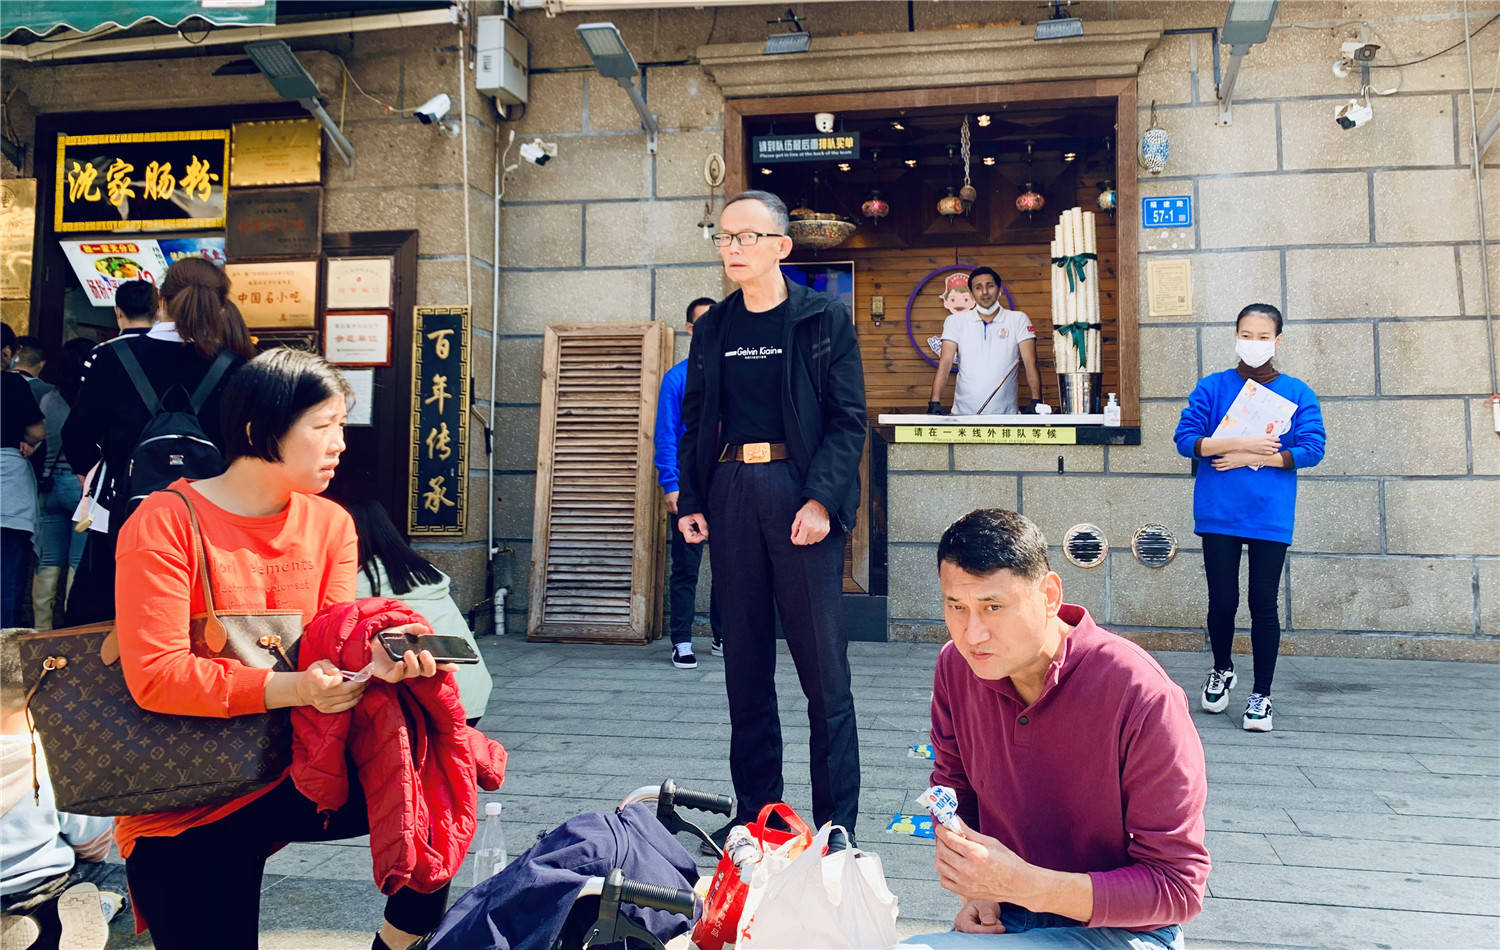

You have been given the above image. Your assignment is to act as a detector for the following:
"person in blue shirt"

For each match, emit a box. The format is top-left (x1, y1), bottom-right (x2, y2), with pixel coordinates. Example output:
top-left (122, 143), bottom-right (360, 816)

top-left (654, 296), bottom-right (723, 669)
top-left (1174, 303), bottom-right (1326, 733)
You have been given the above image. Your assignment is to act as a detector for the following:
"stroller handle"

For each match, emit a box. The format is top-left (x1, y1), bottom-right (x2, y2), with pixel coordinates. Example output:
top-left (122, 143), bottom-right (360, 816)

top-left (617, 875), bottom-right (697, 917)
top-left (662, 779), bottom-right (733, 816)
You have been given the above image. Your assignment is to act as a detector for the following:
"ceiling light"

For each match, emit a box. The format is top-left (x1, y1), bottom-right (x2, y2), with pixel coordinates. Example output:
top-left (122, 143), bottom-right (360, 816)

top-left (904, 158), bottom-right (917, 167)
top-left (977, 114), bottom-right (991, 127)
top-left (1063, 152), bottom-right (1077, 162)
top-left (983, 156), bottom-right (996, 166)
top-left (760, 167), bottom-right (773, 175)
top-left (891, 121), bottom-right (905, 131)
top-left (837, 163), bottom-right (851, 171)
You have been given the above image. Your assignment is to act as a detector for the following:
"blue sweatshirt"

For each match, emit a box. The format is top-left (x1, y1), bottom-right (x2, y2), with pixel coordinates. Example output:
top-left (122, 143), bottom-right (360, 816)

top-left (653, 359), bottom-right (688, 493)
top-left (1174, 368), bottom-right (1326, 545)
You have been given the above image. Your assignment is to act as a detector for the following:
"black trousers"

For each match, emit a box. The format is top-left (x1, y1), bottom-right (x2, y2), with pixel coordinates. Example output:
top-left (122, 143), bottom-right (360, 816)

top-left (1202, 532), bottom-right (1289, 696)
top-left (667, 515), bottom-right (722, 645)
top-left (126, 777), bottom-right (450, 950)
top-left (62, 529), bottom-right (115, 625)
top-left (707, 459), bottom-right (860, 832)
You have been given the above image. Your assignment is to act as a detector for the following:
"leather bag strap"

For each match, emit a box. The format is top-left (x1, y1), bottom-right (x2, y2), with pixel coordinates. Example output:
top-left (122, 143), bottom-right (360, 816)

top-left (164, 487), bottom-right (228, 651)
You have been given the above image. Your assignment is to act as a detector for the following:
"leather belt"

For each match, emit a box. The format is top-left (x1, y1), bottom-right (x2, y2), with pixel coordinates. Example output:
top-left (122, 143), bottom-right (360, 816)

top-left (719, 442), bottom-right (789, 464)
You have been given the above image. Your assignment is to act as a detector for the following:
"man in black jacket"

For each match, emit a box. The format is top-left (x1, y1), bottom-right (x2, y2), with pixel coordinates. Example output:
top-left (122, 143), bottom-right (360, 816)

top-left (677, 190), bottom-right (867, 842)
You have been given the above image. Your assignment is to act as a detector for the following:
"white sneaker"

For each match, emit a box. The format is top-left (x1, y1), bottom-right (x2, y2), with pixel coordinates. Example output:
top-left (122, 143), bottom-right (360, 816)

top-left (56, 882), bottom-right (108, 950)
top-left (1243, 693), bottom-right (1273, 732)
top-left (1200, 668), bottom-right (1237, 713)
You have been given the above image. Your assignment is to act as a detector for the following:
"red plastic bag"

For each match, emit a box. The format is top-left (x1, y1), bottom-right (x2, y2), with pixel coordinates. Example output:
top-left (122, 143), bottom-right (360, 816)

top-left (691, 803), bottom-right (814, 950)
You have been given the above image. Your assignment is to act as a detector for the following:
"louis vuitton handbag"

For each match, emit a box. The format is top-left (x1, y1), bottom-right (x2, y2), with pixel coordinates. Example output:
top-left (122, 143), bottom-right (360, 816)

top-left (18, 488), bottom-right (304, 816)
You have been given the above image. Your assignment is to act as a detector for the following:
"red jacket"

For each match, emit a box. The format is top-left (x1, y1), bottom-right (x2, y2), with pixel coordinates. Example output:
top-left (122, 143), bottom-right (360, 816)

top-left (291, 599), bottom-right (507, 895)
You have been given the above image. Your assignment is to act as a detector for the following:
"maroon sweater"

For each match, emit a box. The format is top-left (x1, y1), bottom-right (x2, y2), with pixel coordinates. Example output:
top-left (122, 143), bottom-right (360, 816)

top-left (929, 604), bottom-right (1209, 930)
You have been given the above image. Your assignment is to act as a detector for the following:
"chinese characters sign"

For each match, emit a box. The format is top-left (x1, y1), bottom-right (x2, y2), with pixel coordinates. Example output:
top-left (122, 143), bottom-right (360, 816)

top-left (231, 119), bottom-right (322, 187)
top-left (54, 130), bottom-right (229, 232)
top-left (893, 425), bottom-right (1078, 445)
top-left (59, 239), bottom-right (169, 307)
top-left (323, 311), bottom-right (391, 366)
top-left (223, 259), bottom-right (318, 328)
top-left (325, 256), bottom-right (393, 310)
top-left (752, 132), bottom-right (860, 163)
top-left (409, 306), bottom-right (470, 536)
top-left (226, 187), bottom-right (321, 258)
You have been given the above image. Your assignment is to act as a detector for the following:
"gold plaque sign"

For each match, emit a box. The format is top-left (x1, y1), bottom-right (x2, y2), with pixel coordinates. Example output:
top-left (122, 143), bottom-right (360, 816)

top-left (0, 179), bottom-right (37, 299)
top-left (231, 119), bottom-right (322, 187)
top-left (224, 259), bottom-right (319, 329)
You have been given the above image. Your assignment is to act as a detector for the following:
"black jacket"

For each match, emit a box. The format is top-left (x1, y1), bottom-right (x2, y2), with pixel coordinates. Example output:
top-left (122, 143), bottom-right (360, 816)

top-left (677, 280), bottom-right (867, 532)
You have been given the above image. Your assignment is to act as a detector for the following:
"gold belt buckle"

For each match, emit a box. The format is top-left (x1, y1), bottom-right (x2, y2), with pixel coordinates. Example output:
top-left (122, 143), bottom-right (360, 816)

top-left (743, 442), bottom-right (772, 464)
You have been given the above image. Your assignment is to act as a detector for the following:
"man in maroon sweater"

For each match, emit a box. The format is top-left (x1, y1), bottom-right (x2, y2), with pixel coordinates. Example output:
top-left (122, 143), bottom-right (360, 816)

top-left (901, 509), bottom-right (1209, 949)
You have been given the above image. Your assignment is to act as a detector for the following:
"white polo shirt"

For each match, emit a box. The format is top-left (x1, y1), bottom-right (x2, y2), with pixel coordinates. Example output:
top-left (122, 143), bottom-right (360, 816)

top-left (942, 308), bottom-right (1035, 415)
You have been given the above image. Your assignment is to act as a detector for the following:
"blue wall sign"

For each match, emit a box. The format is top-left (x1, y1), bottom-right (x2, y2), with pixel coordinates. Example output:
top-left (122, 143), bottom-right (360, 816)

top-left (1142, 195), bottom-right (1192, 229)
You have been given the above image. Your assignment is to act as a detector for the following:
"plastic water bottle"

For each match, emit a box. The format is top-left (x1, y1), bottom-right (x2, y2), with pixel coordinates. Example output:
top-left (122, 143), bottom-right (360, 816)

top-left (1103, 392), bottom-right (1122, 427)
top-left (471, 801), bottom-right (508, 886)
top-left (724, 825), bottom-right (761, 883)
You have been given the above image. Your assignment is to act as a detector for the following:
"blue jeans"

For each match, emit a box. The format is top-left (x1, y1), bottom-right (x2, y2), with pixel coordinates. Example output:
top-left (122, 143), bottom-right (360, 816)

top-left (900, 907), bottom-right (1184, 949)
top-left (32, 471), bottom-right (84, 570)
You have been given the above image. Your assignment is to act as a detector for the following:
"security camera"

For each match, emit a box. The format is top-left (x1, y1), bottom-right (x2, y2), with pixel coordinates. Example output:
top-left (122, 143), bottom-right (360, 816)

top-left (814, 112), bottom-right (835, 134)
top-left (518, 137), bottom-right (558, 166)
top-left (414, 93), bottom-right (451, 125)
top-left (1334, 98), bottom-right (1373, 130)
top-left (1333, 41), bottom-right (1380, 78)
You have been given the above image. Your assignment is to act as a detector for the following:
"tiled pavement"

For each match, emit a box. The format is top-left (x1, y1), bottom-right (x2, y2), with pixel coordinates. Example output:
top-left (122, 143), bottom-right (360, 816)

top-left (106, 636), bottom-right (1499, 949)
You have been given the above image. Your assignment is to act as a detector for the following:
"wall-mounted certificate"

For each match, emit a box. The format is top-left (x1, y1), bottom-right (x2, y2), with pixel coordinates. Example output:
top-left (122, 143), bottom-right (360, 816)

top-left (325, 256), bottom-right (393, 310)
top-left (323, 310), bottom-right (392, 366)
top-left (225, 259), bottom-right (319, 328)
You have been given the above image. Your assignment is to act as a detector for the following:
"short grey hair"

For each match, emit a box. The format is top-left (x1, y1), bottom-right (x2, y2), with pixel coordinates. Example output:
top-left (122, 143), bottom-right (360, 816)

top-left (723, 190), bottom-right (790, 234)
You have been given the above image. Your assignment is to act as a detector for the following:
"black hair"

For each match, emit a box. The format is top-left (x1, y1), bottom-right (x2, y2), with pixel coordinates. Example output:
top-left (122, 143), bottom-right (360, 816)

top-left (342, 497), bottom-right (442, 596)
top-left (936, 508), bottom-right (1050, 581)
top-left (45, 338), bottom-right (95, 406)
top-left (0, 323), bottom-right (14, 353)
top-left (685, 297), bottom-right (716, 324)
top-left (967, 267), bottom-right (1002, 291)
top-left (113, 280), bottom-right (159, 321)
top-left (722, 190), bottom-right (790, 233)
top-left (1236, 303), bottom-right (1283, 334)
top-left (219, 347), bottom-right (354, 464)
top-left (13, 336), bottom-right (45, 367)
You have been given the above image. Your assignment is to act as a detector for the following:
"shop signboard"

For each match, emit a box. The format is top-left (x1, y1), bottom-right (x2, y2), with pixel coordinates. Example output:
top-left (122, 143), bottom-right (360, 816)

top-left (1141, 195), bottom-right (1192, 229)
top-left (225, 186), bottom-right (321, 258)
top-left (231, 119), bottom-right (322, 187)
top-left (1, 179), bottom-right (37, 300)
top-left (157, 236), bottom-right (226, 267)
top-left (223, 259), bottom-right (318, 328)
top-left (55, 130), bottom-right (229, 232)
top-left (58, 238), bottom-right (169, 307)
top-left (408, 306), bottom-right (470, 536)
top-left (752, 132), bottom-right (860, 163)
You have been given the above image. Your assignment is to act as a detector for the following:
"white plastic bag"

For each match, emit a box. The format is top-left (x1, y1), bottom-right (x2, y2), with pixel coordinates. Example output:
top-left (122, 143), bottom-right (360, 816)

top-left (737, 823), bottom-right (900, 950)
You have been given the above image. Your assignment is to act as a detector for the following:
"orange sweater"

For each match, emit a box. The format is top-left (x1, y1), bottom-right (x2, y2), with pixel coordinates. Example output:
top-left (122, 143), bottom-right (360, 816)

top-left (112, 478), bottom-right (357, 858)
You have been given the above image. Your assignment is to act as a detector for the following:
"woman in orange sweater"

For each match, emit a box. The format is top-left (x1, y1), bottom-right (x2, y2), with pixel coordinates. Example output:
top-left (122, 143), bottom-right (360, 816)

top-left (114, 348), bottom-right (451, 950)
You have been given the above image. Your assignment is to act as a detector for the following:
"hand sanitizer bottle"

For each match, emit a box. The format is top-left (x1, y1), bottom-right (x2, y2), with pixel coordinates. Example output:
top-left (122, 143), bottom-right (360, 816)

top-left (1103, 393), bottom-right (1121, 427)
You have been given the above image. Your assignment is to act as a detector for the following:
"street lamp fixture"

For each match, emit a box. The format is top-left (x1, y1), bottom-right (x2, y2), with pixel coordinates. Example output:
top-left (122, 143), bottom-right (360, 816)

top-left (575, 23), bottom-right (659, 155)
top-left (245, 40), bottom-right (354, 165)
top-left (1217, 0), bottom-right (1279, 125)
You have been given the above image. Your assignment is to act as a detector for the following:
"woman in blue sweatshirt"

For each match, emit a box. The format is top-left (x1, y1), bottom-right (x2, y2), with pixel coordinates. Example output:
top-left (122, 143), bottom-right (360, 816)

top-left (1174, 303), bottom-right (1326, 733)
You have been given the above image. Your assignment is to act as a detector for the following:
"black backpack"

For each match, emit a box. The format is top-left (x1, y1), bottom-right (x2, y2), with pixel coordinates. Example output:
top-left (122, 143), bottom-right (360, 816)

top-left (114, 344), bottom-right (235, 515)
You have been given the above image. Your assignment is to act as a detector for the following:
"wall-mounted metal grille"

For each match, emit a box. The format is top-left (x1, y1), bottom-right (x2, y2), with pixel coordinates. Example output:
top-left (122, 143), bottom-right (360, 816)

top-left (1062, 523), bottom-right (1108, 568)
top-left (1131, 523), bottom-right (1178, 568)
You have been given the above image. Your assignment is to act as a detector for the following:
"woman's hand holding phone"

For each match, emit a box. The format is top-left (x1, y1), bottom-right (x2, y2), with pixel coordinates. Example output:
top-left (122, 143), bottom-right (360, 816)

top-left (295, 660), bottom-right (366, 713)
top-left (368, 622), bottom-right (460, 683)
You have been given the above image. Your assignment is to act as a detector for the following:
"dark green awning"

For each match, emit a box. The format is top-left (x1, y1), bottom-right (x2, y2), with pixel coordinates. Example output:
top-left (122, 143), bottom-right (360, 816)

top-left (2, 1), bottom-right (276, 39)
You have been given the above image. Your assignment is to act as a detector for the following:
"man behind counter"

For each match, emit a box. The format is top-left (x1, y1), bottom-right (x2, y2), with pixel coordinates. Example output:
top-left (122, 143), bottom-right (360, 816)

top-left (928, 267), bottom-right (1042, 416)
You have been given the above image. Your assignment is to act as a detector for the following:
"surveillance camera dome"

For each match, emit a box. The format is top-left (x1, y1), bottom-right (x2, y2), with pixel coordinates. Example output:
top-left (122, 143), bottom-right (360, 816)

top-left (1334, 98), bottom-right (1373, 130)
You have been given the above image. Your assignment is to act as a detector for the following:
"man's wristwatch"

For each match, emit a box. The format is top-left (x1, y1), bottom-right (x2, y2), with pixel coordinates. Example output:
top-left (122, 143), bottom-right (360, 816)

top-left (927, 401), bottom-right (947, 416)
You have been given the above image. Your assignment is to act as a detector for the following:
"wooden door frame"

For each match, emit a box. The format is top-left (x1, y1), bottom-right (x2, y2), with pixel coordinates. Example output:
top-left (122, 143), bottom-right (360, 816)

top-left (723, 76), bottom-right (1140, 425)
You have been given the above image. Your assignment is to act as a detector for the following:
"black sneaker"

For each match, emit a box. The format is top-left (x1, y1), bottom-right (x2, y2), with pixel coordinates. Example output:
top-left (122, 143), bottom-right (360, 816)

top-left (672, 645), bottom-right (697, 669)
top-left (711, 638), bottom-right (724, 658)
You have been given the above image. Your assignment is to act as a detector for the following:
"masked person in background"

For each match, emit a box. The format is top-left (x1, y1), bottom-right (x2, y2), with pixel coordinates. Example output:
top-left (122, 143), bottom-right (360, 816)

top-left (928, 268), bottom-right (1041, 416)
top-left (1174, 303), bottom-right (1325, 733)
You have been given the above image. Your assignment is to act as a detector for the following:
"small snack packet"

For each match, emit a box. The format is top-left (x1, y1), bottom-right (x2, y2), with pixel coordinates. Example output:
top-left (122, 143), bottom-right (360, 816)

top-left (918, 785), bottom-right (962, 833)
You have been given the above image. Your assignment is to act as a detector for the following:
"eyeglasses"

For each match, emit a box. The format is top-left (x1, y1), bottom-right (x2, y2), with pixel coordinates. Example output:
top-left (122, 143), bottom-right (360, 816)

top-left (710, 231), bottom-right (785, 247)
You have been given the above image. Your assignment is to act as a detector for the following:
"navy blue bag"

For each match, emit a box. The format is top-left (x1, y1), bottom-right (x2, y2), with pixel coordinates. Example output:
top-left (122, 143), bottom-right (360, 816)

top-left (424, 803), bottom-right (700, 950)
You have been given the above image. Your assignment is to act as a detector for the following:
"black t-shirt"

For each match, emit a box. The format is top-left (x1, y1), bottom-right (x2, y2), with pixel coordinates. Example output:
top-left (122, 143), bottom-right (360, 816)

top-left (2, 371), bottom-right (43, 449)
top-left (719, 296), bottom-right (787, 444)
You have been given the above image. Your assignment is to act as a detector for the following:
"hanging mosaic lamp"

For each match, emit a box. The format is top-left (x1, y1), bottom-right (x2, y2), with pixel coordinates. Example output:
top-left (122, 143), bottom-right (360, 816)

top-left (1140, 101), bottom-right (1170, 175)
top-left (862, 190), bottom-right (890, 221)
top-left (1097, 179), bottom-right (1117, 211)
top-left (1016, 182), bottom-right (1045, 215)
top-left (937, 186), bottom-right (965, 218)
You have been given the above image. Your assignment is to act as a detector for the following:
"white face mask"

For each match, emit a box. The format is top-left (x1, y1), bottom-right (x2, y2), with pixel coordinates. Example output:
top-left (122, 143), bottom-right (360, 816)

top-left (1235, 338), bottom-right (1276, 368)
top-left (976, 301), bottom-right (1001, 315)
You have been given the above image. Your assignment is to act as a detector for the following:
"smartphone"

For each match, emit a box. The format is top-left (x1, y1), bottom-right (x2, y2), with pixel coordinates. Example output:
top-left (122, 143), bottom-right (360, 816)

top-left (376, 630), bottom-right (482, 665)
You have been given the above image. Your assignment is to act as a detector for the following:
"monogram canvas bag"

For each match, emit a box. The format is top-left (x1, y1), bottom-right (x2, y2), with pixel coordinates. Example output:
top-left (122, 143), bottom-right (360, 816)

top-left (19, 488), bottom-right (304, 816)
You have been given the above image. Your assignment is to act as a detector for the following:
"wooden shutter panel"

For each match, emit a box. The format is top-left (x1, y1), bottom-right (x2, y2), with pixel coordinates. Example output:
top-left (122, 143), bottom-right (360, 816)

top-left (527, 322), bottom-right (673, 643)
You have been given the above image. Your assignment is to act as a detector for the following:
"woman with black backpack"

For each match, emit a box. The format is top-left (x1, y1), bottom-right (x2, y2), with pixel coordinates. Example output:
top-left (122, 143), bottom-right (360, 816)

top-left (61, 257), bottom-right (253, 625)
